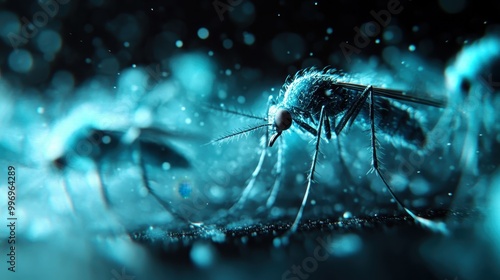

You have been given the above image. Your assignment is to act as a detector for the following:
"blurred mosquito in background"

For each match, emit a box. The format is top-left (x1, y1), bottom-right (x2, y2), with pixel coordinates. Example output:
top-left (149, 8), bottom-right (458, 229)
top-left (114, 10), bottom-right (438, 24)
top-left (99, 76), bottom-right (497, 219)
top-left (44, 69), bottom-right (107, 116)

top-left (46, 109), bottom-right (199, 229)
top-left (210, 67), bottom-right (449, 239)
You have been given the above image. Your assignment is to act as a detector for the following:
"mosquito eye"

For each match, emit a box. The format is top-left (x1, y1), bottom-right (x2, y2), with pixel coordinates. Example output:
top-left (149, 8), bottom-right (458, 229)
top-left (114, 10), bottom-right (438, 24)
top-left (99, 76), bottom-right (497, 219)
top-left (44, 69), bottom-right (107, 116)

top-left (274, 109), bottom-right (292, 132)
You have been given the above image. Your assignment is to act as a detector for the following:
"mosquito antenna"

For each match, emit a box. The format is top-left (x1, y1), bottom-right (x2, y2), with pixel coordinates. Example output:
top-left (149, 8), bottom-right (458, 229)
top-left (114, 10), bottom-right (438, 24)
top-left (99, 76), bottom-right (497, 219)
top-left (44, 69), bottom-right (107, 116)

top-left (203, 104), bottom-right (267, 121)
top-left (207, 123), bottom-right (272, 145)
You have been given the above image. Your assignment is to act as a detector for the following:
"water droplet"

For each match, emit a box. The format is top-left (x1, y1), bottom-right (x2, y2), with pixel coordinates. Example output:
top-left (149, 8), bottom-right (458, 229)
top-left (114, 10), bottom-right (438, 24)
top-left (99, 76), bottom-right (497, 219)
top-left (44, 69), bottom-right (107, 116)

top-left (102, 135), bottom-right (111, 144)
top-left (178, 181), bottom-right (192, 198)
top-left (190, 242), bottom-right (216, 268)
top-left (343, 211), bottom-right (352, 219)
top-left (243, 32), bottom-right (255, 45)
top-left (223, 39), bottom-right (233, 49)
top-left (237, 96), bottom-right (246, 104)
top-left (8, 49), bottom-right (33, 73)
top-left (162, 162), bottom-right (171, 170)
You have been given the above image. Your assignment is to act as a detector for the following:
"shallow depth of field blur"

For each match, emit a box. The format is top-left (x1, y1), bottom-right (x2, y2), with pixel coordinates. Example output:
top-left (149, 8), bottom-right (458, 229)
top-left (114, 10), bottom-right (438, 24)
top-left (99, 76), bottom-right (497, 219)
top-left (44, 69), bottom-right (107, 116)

top-left (0, 1), bottom-right (499, 280)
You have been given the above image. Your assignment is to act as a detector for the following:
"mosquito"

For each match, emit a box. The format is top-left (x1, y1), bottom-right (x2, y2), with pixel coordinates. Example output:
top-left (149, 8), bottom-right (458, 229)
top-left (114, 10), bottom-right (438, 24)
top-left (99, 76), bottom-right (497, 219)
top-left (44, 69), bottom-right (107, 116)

top-left (211, 67), bottom-right (449, 237)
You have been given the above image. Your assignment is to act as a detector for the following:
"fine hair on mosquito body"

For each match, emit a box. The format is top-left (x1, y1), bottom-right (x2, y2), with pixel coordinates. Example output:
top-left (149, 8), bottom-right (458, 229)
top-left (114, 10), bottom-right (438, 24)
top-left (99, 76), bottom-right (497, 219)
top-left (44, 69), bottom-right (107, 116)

top-left (210, 67), bottom-right (449, 241)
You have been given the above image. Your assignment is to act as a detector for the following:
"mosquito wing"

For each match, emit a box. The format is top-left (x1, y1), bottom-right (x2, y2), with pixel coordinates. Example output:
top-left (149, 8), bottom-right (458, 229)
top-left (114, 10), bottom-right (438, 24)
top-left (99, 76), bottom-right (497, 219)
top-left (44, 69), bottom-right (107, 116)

top-left (335, 82), bottom-right (447, 108)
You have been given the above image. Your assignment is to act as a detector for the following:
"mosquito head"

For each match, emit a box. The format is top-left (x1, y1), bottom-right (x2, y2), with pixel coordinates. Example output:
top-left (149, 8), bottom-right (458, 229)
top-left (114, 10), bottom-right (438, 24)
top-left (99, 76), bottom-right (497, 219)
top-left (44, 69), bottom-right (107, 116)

top-left (269, 108), bottom-right (292, 147)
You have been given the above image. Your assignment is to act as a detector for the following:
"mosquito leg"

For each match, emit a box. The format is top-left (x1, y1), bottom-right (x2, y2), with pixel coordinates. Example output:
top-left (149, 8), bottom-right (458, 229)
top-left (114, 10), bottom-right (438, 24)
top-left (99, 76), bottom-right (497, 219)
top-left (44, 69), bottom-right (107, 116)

top-left (95, 166), bottom-right (112, 208)
top-left (294, 118), bottom-right (318, 136)
top-left (331, 86), bottom-right (448, 233)
top-left (324, 116), bottom-right (332, 140)
top-left (60, 173), bottom-right (76, 213)
top-left (266, 136), bottom-right (283, 208)
top-left (366, 87), bottom-right (449, 234)
top-left (132, 142), bottom-right (194, 223)
top-left (229, 135), bottom-right (268, 212)
top-left (335, 85), bottom-right (372, 136)
top-left (286, 105), bottom-right (326, 236)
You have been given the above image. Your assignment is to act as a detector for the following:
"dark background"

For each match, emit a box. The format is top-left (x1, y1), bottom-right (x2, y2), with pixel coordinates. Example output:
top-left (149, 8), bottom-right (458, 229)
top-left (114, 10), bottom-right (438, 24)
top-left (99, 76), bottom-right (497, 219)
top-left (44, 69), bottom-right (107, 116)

top-left (1, 0), bottom-right (499, 88)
